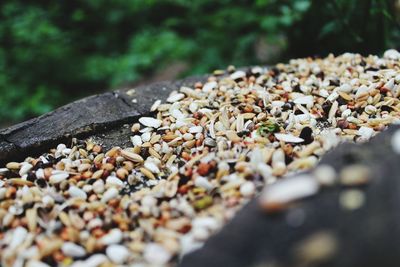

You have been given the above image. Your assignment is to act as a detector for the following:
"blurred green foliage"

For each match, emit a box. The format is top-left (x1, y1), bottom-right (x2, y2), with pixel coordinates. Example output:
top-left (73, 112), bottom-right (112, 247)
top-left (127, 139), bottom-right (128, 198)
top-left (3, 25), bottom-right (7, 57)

top-left (0, 0), bottom-right (399, 125)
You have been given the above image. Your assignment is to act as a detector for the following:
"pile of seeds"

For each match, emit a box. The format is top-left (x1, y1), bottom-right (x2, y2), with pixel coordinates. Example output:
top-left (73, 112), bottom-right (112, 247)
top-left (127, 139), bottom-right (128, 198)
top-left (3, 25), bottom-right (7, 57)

top-left (0, 49), bottom-right (399, 267)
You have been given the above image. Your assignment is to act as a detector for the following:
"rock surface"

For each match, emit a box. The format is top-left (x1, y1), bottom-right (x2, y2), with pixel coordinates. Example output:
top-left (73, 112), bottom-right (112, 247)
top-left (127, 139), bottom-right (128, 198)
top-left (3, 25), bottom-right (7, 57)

top-left (0, 75), bottom-right (207, 165)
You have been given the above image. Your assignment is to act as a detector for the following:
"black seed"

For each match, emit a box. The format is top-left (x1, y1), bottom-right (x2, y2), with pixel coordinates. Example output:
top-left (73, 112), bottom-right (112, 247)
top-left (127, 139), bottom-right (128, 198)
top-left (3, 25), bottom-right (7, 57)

top-left (322, 101), bottom-right (332, 115)
top-left (36, 178), bottom-right (47, 188)
top-left (294, 109), bottom-right (303, 115)
top-left (329, 79), bottom-right (340, 86)
top-left (300, 126), bottom-right (314, 145)
top-left (27, 172), bottom-right (36, 182)
top-left (282, 102), bottom-right (294, 111)
top-left (337, 95), bottom-right (348, 105)
top-left (381, 105), bottom-right (392, 112)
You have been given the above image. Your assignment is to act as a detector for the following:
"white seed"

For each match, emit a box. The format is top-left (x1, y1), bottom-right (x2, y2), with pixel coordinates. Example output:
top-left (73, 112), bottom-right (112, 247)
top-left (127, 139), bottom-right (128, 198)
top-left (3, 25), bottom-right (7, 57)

top-left (100, 229), bottom-right (123, 245)
top-left (19, 163), bottom-right (33, 176)
top-left (355, 85), bottom-right (369, 97)
top-left (338, 83), bottom-right (352, 93)
top-left (183, 133), bottom-right (194, 141)
top-left (144, 160), bottom-right (160, 174)
top-left (93, 179), bottom-right (105, 194)
top-left (364, 105), bottom-right (377, 115)
top-left (130, 135), bottom-right (142, 146)
top-left (62, 242), bottom-right (86, 258)
top-left (383, 78), bottom-right (395, 91)
top-left (42, 195), bottom-right (54, 207)
top-left (141, 132), bottom-right (151, 142)
top-left (139, 117), bottom-right (162, 128)
top-left (240, 181), bottom-right (255, 197)
top-left (68, 186), bottom-right (87, 199)
top-left (101, 187), bottom-right (119, 203)
top-left (106, 176), bottom-right (124, 188)
top-left (189, 126), bottom-right (203, 133)
top-left (260, 174), bottom-right (319, 209)
top-left (202, 81), bottom-right (217, 92)
top-left (150, 99), bottom-right (161, 112)
top-left (9, 226), bottom-right (27, 250)
top-left (189, 102), bottom-right (199, 113)
top-left (230, 70), bottom-right (246, 80)
top-left (144, 243), bottom-right (172, 265)
top-left (171, 108), bottom-right (185, 120)
top-left (194, 176), bottom-right (213, 190)
top-left (106, 245), bottom-right (130, 264)
top-left (383, 49), bottom-right (400, 60)
top-left (358, 126), bottom-right (374, 139)
top-left (49, 172), bottom-right (69, 184)
top-left (275, 133), bottom-right (304, 143)
top-left (294, 95), bottom-right (314, 107)
top-left (167, 93), bottom-right (185, 103)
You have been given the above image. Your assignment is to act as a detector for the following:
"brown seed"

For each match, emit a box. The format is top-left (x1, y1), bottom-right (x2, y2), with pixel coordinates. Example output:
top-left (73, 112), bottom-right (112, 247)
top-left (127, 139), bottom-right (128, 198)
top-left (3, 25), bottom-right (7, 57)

top-left (197, 163), bottom-right (211, 176)
top-left (26, 208), bottom-right (37, 232)
top-left (6, 162), bottom-right (20, 169)
top-left (8, 178), bottom-right (33, 187)
top-left (122, 161), bottom-right (134, 171)
top-left (92, 169), bottom-right (104, 179)
top-left (116, 168), bottom-right (129, 179)
top-left (140, 167), bottom-right (156, 179)
top-left (226, 130), bottom-right (241, 142)
top-left (120, 150), bottom-right (144, 163)
top-left (131, 123), bottom-right (141, 133)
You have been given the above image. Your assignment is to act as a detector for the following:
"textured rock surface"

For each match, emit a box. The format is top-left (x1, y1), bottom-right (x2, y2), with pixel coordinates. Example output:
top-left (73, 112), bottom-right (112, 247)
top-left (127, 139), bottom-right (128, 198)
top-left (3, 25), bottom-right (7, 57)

top-left (180, 125), bottom-right (400, 267)
top-left (0, 75), bottom-right (207, 165)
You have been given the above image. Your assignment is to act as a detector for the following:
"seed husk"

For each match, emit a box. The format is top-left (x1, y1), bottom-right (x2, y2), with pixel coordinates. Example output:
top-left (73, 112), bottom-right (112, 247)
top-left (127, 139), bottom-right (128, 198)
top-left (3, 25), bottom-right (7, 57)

top-left (120, 150), bottom-right (144, 163)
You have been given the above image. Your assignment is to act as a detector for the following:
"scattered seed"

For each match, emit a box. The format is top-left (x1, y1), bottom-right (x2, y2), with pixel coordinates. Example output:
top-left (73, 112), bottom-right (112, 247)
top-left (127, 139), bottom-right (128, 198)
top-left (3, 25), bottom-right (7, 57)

top-left (120, 150), bottom-right (144, 163)
top-left (139, 117), bottom-right (162, 128)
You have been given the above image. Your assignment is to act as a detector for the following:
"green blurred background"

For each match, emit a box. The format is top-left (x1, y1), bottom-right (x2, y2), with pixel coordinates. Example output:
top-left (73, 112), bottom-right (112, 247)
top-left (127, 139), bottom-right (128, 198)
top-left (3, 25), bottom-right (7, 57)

top-left (0, 0), bottom-right (399, 127)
